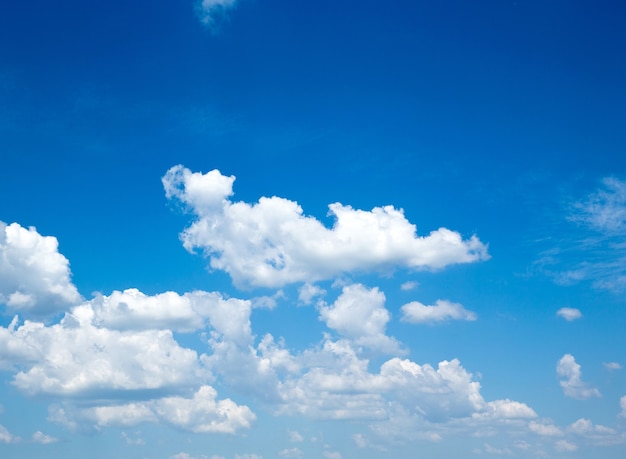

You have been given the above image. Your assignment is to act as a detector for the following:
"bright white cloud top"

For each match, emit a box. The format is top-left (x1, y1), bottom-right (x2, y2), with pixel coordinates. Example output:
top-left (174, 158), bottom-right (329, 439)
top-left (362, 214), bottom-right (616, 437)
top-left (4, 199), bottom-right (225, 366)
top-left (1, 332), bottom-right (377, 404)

top-left (0, 222), bottom-right (81, 317)
top-left (163, 165), bottom-right (489, 288)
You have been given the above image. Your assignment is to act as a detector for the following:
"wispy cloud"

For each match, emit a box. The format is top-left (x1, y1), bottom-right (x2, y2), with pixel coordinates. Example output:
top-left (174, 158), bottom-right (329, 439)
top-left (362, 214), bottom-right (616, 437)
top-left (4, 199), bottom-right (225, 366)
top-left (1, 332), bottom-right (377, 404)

top-left (556, 307), bottom-right (582, 321)
top-left (196, 0), bottom-right (239, 29)
top-left (536, 177), bottom-right (626, 292)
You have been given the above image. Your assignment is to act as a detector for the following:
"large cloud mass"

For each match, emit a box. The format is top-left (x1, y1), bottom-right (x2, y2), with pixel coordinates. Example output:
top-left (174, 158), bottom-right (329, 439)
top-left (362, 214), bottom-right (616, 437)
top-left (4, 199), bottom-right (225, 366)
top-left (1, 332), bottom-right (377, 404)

top-left (163, 166), bottom-right (489, 288)
top-left (0, 222), bottom-right (81, 316)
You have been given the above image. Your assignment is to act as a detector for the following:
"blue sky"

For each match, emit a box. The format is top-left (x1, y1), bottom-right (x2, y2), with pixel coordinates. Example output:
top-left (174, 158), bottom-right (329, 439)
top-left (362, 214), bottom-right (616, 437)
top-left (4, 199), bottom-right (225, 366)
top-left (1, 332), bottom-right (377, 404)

top-left (1, 1), bottom-right (626, 458)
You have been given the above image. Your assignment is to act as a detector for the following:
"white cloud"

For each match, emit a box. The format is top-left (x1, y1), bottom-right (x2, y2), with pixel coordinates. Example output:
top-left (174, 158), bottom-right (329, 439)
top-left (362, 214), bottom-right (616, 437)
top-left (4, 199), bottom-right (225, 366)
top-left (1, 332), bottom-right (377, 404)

top-left (275, 337), bottom-right (504, 424)
top-left (555, 440), bottom-right (578, 452)
top-left (3, 315), bottom-right (207, 397)
top-left (278, 447), bottom-right (302, 458)
top-left (163, 166), bottom-right (489, 288)
top-left (556, 307), bottom-right (582, 321)
top-left (620, 396), bottom-right (626, 418)
top-left (542, 177), bottom-right (626, 291)
top-left (556, 354), bottom-right (601, 400)
top-left (288, 430), bottom-right (304, 442)
top-left (400, 281), bottom-right (418, 291)
top-left (528, 421), bottom-right (563, 436)
top-left (603, 362), bottom-right (622, 371)
top-left (322, 451), bottom-right (342, 459)
top-left (76, 288), bottom-right (251, 333)
top-left (400, 299), bottom-right (477, 324)
top-left (352, 433), bottom-right (368, 448)
top-left (52, 385), bottom-right (255, 434)
top-left (318, 284), bottom-right (401, 353)
top-left (298, 283), bottom-right (326, 305)
top-left (31, 431), bottom-right (58, 444)
top-left (0, 425), bottom-right (18, 443)
top-left (196, 0), bottom-right (238, 27)
top-left (483, 443), bottom-right (512, 455)
top-left (570, 177), bottom-right (626, 233)
top-left (235, 455), bottom-right (263, 459)
top-left (476, 399), bottom-right (537, 420)
top-left (0, 221), bottom-right (81, 316)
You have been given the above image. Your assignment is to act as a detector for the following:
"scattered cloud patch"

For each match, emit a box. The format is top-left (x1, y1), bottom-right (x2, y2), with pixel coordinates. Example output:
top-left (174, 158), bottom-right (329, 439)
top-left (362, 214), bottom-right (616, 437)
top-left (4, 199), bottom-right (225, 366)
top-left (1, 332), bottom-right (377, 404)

top-left (196, 0), bottom-right (238, 28)
top-left (556, 307), bottom-right (582, 321)
top-left (556, 354), bottom-right (601, 400)
top-left (400, 281), bottom-right (418, 291)
top-left (0, 425), bottom-right (18, 443)
top-left (278, 447), bottom-right (302, 458)
top-left (401, 299), bottom-right (477, 324)
top-left (0, 221), bottom-right (82, 317)
top-left (32, 431), bottom-right (58, 444)
top-left (555, 440), bottom-right (578, 452)
top-left (528, 421), bottom-right (563, 436)
top-left (163, 166), bottom-right (489, 288)
top-left (604, 362), bottom-right (622, 371)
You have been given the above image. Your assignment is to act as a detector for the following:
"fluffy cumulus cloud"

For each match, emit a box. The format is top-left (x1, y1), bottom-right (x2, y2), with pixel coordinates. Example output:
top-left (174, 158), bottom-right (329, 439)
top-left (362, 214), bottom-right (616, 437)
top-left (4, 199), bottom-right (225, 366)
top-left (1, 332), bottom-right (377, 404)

top-left (400, 299), bottom-right (477, 324)
top-left (556, 354), bottom-right (601, 400)
top-left (50, 385), bottom-right (254, 434)
top-left (556, 307), bottom-right (582, 321)
top-left (0, 221), bottom-right (81, 316)
top-left (318, 284), bottom-right (401, 353)
top-left (74, 288), bottom-right (250, 333)
top-left (163, 166), bottom-right (489, 288)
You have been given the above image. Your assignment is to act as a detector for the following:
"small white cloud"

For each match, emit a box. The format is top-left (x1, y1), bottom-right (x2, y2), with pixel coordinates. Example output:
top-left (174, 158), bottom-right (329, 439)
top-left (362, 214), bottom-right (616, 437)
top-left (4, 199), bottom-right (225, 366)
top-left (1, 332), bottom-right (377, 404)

top-left (31, 431), bottom-right (58, 444)
top-left (400, 281), bottom-right (418, 291)
top-left (528, 421), bottom-right (563, 436)
top-left (318, 284), bottom-right (401, 353)
top-left (298, 283), bottom-right (326, 305)
top-left (603, 362), bottom-right (622, 371)
top-left (620, 396), bottom-right (626, 418)
top-left (163, 166), bottom-right (489, 288)
top-left (556, 307), bottom-right (582, 321)
top-left (0, 221), bottom-right (82, 317)
top-left (278, 448), bottom-right (302, 458)
top-left (288, 430), bottom-right (304, 442)
top-left (556, 354), bottom-right (601, 400)
top-left (555, 440), bottom-right (578, 452)
top-left (235, 455), bottom-right (263, 459)
top-left (352, 433), bottom-right (368, 448)
top-left (401, 299), bottom-right (477, 324)
top-left (196, 0), bottom-right (238, 28)
top-left (121, 431), bottom-right (144, 445)
top-left (0, 425), bottom-right (18, 443)
top-left (483, 443), bottom-right (512, 455)
top-left (322, 451), bottom-right (342, 459)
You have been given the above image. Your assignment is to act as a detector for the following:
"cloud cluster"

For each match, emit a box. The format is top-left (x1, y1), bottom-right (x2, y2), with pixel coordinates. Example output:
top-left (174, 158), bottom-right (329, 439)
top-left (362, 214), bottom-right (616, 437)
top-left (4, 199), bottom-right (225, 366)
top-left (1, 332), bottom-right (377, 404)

top-left (556, 354), bottom-right (601, 400)
top-left (163, 166), bottom-right (489, 288)
top-left (0, 222), bottom-right (81, 316)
